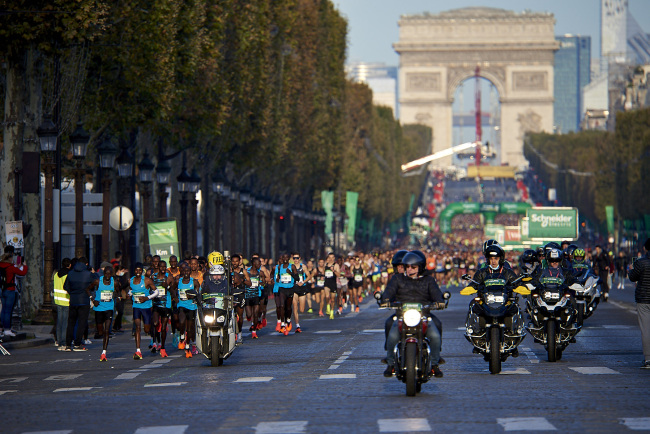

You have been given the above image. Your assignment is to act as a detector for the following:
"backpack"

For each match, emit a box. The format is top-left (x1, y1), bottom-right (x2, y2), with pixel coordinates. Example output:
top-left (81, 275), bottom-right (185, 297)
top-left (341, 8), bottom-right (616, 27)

top-left (0, 265), bottom-right (9, 290)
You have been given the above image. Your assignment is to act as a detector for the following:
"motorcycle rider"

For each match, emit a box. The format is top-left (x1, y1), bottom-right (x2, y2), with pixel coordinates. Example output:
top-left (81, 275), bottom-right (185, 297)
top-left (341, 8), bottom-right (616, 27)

top-left (519, 249), bottom-right (541, 279)
top-left (380, 251), bottom-right (445, 378)
top-left (532, 248), bottom-right (577, 293)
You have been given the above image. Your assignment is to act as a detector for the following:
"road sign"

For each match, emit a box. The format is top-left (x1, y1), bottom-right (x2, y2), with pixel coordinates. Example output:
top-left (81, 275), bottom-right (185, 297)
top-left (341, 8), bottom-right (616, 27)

top-left (109, 206), bottom-right (133, 231)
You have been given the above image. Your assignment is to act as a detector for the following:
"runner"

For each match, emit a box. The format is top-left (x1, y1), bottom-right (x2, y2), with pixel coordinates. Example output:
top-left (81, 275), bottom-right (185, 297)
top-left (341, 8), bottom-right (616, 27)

top-left (245, 256), bottom-right (265, 338)
top-left (258, 255), bottom-right (272, 328)
top-left (348, 255), bottom-right (364, 313)
top-left (190, 257), bottom-right (204, 287)
top-left (290, 253), bottom-right (310, 333)
top-left (305, 259), bottom-right (316, 313)
top-left (274, 253), bottom-right (298, 334)
top-left (314, 258), bottom-right (326, 316)
top-left (323, 253), bottom-right (340, 320)
top-left (167, 255), bottom-right (181, 346)
top-left (172, 263), bottom-right (200, 358)
top-left (151, 261), bottom-right (174, 357)
top-left (230, 254), bottom-right (251, 343)
top-left (128, 263), bottom-right (158, 360)
top-left (87, 265), bottom-right (120, 361)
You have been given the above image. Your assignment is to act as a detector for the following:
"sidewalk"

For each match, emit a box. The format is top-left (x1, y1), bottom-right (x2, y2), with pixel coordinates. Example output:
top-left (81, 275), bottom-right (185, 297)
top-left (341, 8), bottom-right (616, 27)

top-left (1, 325), bottom-right (54, 350)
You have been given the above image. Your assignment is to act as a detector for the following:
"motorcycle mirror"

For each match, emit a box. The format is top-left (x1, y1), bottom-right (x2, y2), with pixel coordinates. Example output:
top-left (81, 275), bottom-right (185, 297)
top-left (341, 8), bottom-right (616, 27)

top-left (443, 291), bottom-right (451, 300)
top-left (460, 286), bottom-right (477, 295)
top-left (373, 291), bottom-right (382, 300)
top-left (461, 274), bottom-right (471, 281)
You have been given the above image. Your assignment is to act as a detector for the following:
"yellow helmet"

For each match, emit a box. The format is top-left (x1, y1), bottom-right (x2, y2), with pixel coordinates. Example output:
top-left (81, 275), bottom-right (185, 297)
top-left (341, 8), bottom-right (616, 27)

top-left (208, 251), bottom-right (224, 266)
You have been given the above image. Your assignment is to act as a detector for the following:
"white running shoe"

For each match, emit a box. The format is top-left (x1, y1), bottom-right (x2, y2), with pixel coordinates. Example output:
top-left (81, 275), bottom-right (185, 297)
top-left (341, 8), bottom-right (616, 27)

top-left (4, 330), bottom-right (16, 337)
top-left (83, 339), bottom-right (92, 345)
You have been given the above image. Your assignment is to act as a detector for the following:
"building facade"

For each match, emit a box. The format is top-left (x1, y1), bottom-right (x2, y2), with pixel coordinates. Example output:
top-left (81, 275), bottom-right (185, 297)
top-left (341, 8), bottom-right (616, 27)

top-left (554, 35), bottom-right (591, 133)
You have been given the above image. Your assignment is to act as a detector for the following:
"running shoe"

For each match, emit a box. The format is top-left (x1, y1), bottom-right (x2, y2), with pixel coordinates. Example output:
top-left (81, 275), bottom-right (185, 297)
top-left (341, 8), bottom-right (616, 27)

top-left (326, 305), bottom-right (331, 314)
top-left (307, 308), bottom-right (313, 313)
top-left (151, 344), bottom-right (157, 354)
top-left (283, 328), bottom-right (289, 336)
top-left (148, 338), bottom-right (154, 349)
top-left (358, 296), bottom-right (363, 303)
top-left (246, 316), bottom-right (251, 322)
top-left (431, 365), bottom-right (443, 378)
top-left (160, 349), bottom-right (168, 358)
top-left (280, 326), bottom-right (286, 334)
top-left (329, 310), bottom-right (334, 320)
top-left (276, 322), bottom-right (282, 333)
top-left (337, 307), bottom-right (343, 315)
top-left (63, 346), bottom-right (72, 352)
top-left (185, 349), bottom-right (192, 358)
top-left (83, 339), bottom-right (92, 345)
top-left (191, 345), bottom-right (199, 355)
top-left (178, 341), bottom-right (185, 350)
top-left (355, 306), bottom-right (359, 313)
top-left (249, 325), bottom-right (255, 332)
top-left (100, 353), bottom-right (108, 362)
top-left (295, 327), bottom-right (302, 334)
top-left (261, 318), bottom-right (267, 328)
top-left (256, 323), bottom-right (263, 330)
top-left (4, 330), bottom-right (16, 337)
top-left (133, 350), bottom-right (143, 360)
top-left (318, 310), bottom-right (324, 317)
top-left (73, 345), bottom-right (88, 352)
top-left (286, 322), bottom-right (292, 332)
top-left (57, 345), bottom-right (66, 351)
top-left (251, 331), bottom-right (259, 339)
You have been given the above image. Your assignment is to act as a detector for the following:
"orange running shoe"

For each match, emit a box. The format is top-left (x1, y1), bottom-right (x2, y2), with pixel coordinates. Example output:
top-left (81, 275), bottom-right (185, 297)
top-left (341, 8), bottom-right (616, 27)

top-left (251, 331), bottom-right (258, 339)
top-left (262, 318), bottom-right (267, 328)
top-left (133, 350), bottom-right (143, 360)
top-left (160, 348), bottom-right (168, 358)
top-left (338, 307), bottom-right (343, 314)
top-left (355, 306), bottom-right (359, 313)
top-left (318, 310), bottom-right (324, 317)
top-left (283, 328), bottom-right (289, 336)
top-left (256, 323), bottom-right (263, 330)
top-left (178, 341), bottom-right (185, 350)
top-left (286, 323), bottom-right (292, 332)
top-left (275, 322), bottom-right (282, 333)
top-left (295, 327), bottom-right (302, 334)
top-left (100, 353), bottom-right (107, 362)
top-left (185, 349), bottom-right (192, 358)
top-left (280, 326), bottom-right (286, 334)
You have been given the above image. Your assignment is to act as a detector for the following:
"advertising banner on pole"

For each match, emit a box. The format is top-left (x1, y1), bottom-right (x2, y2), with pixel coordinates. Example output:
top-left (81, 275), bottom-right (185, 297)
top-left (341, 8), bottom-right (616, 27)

top-left (605, 205), bottom-right (615, 234)
top-left (147, 221), bottom-right (179, 265)
top-left (321, 191), bottom-right (334, 235)
top-left (5, 221), bottom-right (24, 249)
top-left (526, 207), bottom-right (578, 240)
top-left (345, 191), bottom-right (358, 243)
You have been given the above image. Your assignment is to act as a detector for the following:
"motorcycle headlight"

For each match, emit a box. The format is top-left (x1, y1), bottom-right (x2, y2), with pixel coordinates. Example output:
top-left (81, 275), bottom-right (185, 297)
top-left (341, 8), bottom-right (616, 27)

top-left (204, 314), bottom-right (215, 324)
top-left (403, 309), bottom-right (421, 327)
top-left (216, 315), bottom-right (226, 323)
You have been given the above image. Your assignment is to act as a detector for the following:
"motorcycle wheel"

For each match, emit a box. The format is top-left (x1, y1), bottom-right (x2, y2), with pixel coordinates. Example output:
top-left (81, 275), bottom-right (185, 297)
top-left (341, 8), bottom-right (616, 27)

top-left (489, 327), bottom-right (501, 374)
top-left (405, 342), bottom-right (417, 396)
top-left (211, 335), bottom-right (223, 367)
top-left (577, 304), bottom-right (585, 326)
top-left (547, 320), bottom-right (557, 362)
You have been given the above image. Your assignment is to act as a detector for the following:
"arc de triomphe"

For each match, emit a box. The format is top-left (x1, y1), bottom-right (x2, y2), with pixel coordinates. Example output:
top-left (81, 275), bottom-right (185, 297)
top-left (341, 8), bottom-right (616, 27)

top-left (394, 7), bottom-right (559, 168)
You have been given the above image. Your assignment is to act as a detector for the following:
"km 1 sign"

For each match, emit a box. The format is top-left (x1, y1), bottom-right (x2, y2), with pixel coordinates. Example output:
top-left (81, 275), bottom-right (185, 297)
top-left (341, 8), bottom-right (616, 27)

top-left (526, 207), bottom-right (578, 240)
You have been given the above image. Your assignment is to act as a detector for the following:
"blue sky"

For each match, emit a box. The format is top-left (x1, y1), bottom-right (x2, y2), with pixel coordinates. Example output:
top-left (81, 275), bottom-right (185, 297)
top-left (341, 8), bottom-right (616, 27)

top-left (333, 0), bottom-right (650, 65)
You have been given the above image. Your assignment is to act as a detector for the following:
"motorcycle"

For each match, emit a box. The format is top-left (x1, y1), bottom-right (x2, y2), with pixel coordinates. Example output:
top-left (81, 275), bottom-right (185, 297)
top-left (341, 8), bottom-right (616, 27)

top-left (376, 291), bottom-right (451, 396)
top-left (188, 252), bottom-right (238, 367)
top-left (569, 269), bottom-right (601, 326)
top-left (525, 278), bottom-right (581, 362)
top-left (460, 274), bottom-right (530, 374)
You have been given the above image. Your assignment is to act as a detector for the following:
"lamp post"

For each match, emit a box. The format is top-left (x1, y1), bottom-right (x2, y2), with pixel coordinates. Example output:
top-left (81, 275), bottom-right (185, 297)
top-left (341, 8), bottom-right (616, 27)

top-left (263, 200), bottom-right (272, 257)
top-left (229, 189), bottom-right (239, 251)
top-left (272, 203), bottom-right (283, 259)
top-left (156, 158), bottom-right (171, 219)
top-left (177, 167), bottom-right (191, 255)
top-left (254, 198), bottom-right (263, 254)
top-left (138, 151), bottom-right (154, 256)
top-left (34, 116), bottom-right (58, 323)
top-left (116, 146), bottom-right (133, 268)
top-left (247, 195), bottom-right (257, 254)
top-left (211, 174), bottom-right (226, 250)
top-left (70, 122), bottom-right (89, 259)
top-left (239, 190), bottom-right (250, 255)
top-left (189, 168), bottom-right (201, 254)
top-left (96, 137), bottom-right (118, 261)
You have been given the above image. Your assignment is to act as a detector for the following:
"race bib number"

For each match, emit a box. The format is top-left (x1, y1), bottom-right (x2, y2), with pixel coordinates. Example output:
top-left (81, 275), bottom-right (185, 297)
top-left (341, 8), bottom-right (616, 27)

top-left (325, 270), bottom-right (334, 278)
top-left (381, 272), bottom-right (388, 278)
top-left (133, 292), bottom-right (145, 301)
top-left (317, 278), bottom-right (325, 287)
top-left (100, 291), bottom-right (112, 302)
top-left (156, 287), bottom-right (166, 297)
top-left (280, 274), bottom-right (292, 284)
top-left (179, 290), bottom-right (188, 301)
top-left (445, 264), bottom-right (452, 270)
top-left (250, 277), bottom-right (259, 288)
top-left (354, 275), bottom-right (363, 282)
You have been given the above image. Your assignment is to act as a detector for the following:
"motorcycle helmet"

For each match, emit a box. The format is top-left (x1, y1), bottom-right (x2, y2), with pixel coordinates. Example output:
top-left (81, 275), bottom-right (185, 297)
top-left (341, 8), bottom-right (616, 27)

top-left (573, 248), bottom-right (586, 262)
top-left (544, 242), bottom-right (561, 256)
top-left (519, 249), bottom-right (538, 274)
top-left (391, 250), bottom-right (409, 267)
top-left (546, 248), bottom-right (562, 263)
top-left (410, 250), bottom-right (427, 263)
top-left (482, 239), bottom-right (500, 256)
top-left (208, 264), bottom-right (226, 283)
top-left (536, 246), bottom-right (545, 258)
top-left (564, 244), bottom-right (578, 259)
top-left (484, 245), bottom-right (505, 270)
top-left (208, 251), bottom-right (224, 266)
top-left (402, 251), bottom-right (426, 275)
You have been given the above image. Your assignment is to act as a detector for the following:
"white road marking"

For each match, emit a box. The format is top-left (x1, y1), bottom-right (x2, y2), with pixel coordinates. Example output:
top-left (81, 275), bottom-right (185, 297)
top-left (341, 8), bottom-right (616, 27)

top-left (569, 367), bottom-right (621, 375)
top-left (521, 347), bottom-right (539, 364)
top-left (45, 374), bottom-right (82, 381)
top-left (139, 363), bottom-right (163, 369)
top-left (314, 330), bottom-right (341, 334)
top-left (0, 390), bottom-right (17, 395)
top-left (457, 327), bottom-right (467, 330)
top-left (0, 377), bottom-right (27, 383)
top-left (48, 359), bottom-right (83, 363)
top-left (343, 351), bottom-right (353, 355)
top-left (114, 372), bottom-right (142, 380)
top-left (497, 417), bottom-right (557, 431)
top-left (319, 374), bottom-right (356, 379)
top-left (144, 382), bottom-right (187, 387)
top-left (602, 325), bottom-right (633, 329)
top-left (151, 359), bottom-right (173, 364)
top-left (334, 356), bottom-right (348, 364)
top-left (363, 329), bottom-right (384, 333)
top-left (328, 365), bottom-right (340, 370)
top-left (620, 418), bottom-right (650, 430)
top-left (378, 418), bottom-right (431, 432)
top-left (235, 377), bottom-right (273, 383)
top-left (53, 387), bottom-right (102, 392)
top-left (0, 361), bottom-right (38, 366)
top-left (254, 421), bottom-right (308, 434)
top-left (499, 368), bottom-right (531, 375)
top-left (167, 355), bottom-right (182, 358)
top-left (22, 431), bottom-right (72, 434)
top-left (134, 426), bottom-right (189, 434)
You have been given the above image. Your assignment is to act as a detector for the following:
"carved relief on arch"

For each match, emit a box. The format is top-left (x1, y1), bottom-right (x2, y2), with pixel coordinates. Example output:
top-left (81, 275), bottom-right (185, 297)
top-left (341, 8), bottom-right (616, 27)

top-left (446, 67), bottom-right (506, 100)
top-left (415, 112), bottom-right (433, 124)
top-left (517, 109), bottom-right (542, 140)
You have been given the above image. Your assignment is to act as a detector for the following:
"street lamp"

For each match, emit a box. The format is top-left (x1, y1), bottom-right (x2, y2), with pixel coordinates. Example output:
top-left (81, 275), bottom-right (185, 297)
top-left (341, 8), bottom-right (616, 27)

top-left (189, 168), bottom-right (201, 253)
top-left (116, 145), bottom-right (134, 268)
top-left (240, 190), bottom-right (250, 254)
top-left (177, 167), bottom-right (191, 255)
top-left (34, 115), bottom-right (58, 323)
top-left (70, 122), bottom-right (89, 259)
top-left (96, 137), bottom-right (117, 261)
top-left (156, 158), bottom-right (171, 219)
top-left (229, 188), bottom-right (239, 251)
top-left (138, 151), bottom-right (155, 256)
top-left (211, 173), bottom-right (225, 250)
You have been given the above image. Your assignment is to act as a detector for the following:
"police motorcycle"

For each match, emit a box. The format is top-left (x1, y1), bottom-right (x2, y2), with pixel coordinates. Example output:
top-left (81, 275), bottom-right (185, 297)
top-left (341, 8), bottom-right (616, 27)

top-left (187, 251), bottom-right (237, 367)
top-left (524, 249), bottom-right (581, 362)
top-left (375, 291), bottom-right (451, 396)
top-left (460, 274), bottom-right (530, 374)
top-left (569, 269), bottom-right (601, 326)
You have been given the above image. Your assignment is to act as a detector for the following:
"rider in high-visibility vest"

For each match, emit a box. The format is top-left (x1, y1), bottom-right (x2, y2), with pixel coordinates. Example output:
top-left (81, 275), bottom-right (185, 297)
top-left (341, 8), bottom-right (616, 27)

top-left (53, 258), bottom-right (72, 349)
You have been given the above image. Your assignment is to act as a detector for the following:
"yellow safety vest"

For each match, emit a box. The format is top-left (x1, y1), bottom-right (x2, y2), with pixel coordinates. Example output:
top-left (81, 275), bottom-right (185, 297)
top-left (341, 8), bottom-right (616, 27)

top-left (53, 273), bottom-right (69, 307)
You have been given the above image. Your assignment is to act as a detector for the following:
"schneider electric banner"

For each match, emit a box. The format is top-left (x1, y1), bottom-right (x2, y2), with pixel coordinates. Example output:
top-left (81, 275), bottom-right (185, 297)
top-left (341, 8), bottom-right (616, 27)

top-left (526, 207), bottom-right (578, 240)
top-left (147, 221), bottom-right (179, 265)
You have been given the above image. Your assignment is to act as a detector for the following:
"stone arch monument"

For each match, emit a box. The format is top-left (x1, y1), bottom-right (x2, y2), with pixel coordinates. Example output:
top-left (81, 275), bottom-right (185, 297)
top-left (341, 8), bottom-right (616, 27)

top-left (394, 7), bottom-right (559, 168)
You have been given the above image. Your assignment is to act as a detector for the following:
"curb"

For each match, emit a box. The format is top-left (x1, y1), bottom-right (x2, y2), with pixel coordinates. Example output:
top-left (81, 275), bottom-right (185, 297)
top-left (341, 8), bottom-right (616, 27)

top-left (2, 337), bottom-right (55, 350)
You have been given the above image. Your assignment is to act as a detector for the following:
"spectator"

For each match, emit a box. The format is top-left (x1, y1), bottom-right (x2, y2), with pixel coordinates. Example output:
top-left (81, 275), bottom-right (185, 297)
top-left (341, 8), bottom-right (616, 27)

top-left (0, 251), bottom-right (28, 337)
top-left (53, 258), bottom-right (72, 349)
top-left (110, 251), bottom-right (122, 268)
top-left (628, 238), bottom-right (650, 369)
top-left (616, 250), bottom-right (630, 290)
top-left (63, 256), bottom-right (95, 351)
top-left (593, 245), bottom-right (612, 301)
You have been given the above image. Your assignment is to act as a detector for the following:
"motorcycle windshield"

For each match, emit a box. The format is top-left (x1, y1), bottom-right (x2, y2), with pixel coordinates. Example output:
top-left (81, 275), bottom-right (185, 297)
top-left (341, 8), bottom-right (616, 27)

top-left (401, 303), bottom-right (422, 311)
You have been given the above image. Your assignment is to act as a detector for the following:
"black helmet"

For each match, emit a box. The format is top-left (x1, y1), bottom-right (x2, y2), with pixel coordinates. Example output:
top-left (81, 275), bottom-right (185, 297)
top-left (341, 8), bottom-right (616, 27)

top-left (564, 244), bottom-right (578, 258)
top-left (484, 245), bottom-right (505, 270)
top-left (391, 250), bottom-right (409, 267)
top-left (482, 239), bottom-right (499, 256)
top-left (519, 249), bottom-right (538, 274)
top-left (544, 242), bottom-right (561, 256)
top-left (402, 251), bottom-right (426, 275)
top-left (410, 250), bottom-right (427, 263)
top-left (536, 246), bottom-right (545, 257)
top-left (546, 248), bottom-right (562, 263)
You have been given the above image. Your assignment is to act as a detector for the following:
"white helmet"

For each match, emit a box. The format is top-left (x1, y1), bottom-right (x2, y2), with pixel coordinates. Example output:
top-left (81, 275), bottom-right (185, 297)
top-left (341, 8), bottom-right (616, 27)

top-left (209, 264), bottom-right (225, 275)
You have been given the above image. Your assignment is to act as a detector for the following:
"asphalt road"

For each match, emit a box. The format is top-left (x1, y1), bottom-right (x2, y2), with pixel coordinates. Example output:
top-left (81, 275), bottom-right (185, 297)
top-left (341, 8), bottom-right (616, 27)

top-left (1, 286), bottom-right (649, 434)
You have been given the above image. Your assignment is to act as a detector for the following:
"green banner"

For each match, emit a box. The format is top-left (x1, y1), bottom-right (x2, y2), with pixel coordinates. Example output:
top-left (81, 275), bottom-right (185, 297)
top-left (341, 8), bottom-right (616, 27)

top-left (147, 221), bottom-right (179, 265)
top-left (345, 191), bottom-right (359, 243)
top-left (321, 191), bottom-right (334, 235)
top-left (605, 205), bottom-right (614, 234)
top-left (526, 207), bottom-right (578, 240)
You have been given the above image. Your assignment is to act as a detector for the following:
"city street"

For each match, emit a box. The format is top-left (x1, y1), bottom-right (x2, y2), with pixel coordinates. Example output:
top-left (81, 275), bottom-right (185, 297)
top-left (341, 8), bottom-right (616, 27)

top-left (1, 288), bottom-right (649, 434)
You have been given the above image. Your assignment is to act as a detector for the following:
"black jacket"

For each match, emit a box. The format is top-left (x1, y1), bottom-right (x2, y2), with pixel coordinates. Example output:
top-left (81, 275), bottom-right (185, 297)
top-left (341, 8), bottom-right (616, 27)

top-left (471, 266), bottom-right (519, 291)
top-left (381, 273), bottom-right (443, 304)
top-left (63, 262), bottom-right (96, 306)
top-left (629, 254), bottom-right (650, 304)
